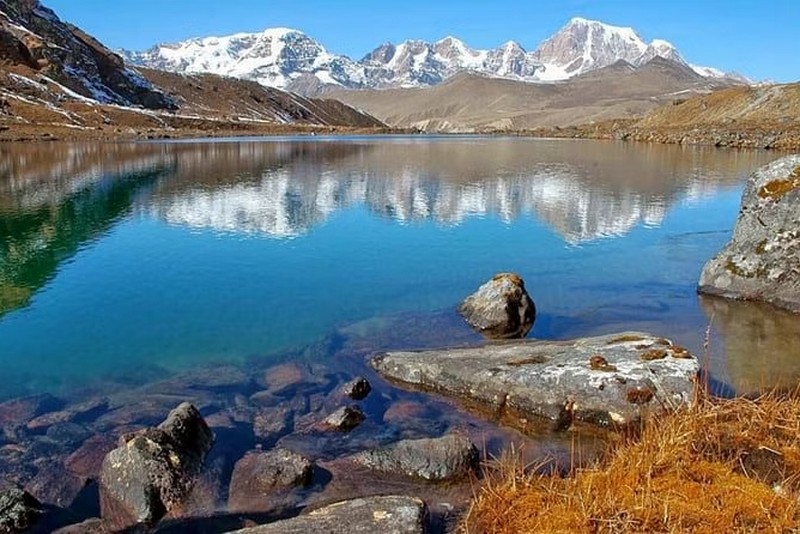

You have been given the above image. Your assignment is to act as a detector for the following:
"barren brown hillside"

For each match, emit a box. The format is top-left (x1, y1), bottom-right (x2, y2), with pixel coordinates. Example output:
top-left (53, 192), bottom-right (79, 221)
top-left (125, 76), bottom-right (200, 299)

top-left (0, 65), bottom-right (390, 141)
top-left (524, 82), bottom-right (800, 150)
top-left (139, 68), bottom-right (384, 128)
top-left (637, 83), bottom-right (800, 128)
top-left (329, 57), bottom-right (732, 131)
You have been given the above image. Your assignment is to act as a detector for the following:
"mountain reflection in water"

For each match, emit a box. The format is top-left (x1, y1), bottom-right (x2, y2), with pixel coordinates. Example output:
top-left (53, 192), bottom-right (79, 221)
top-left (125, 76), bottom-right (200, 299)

top-left (0, 137), bottom-right (783, 398)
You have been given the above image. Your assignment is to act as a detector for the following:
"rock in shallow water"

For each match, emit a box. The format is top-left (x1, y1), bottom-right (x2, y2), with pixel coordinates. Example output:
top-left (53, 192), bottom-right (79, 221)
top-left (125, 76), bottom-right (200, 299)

top-left (699, 155), bottom-right (800, 312)
top-left (98, 402), bottom-right (214, 529)
top-left (340, 377), bottom-right (372, 400)
top-left (228, 448), bottom-right (313, 512)
top-left (322, 406), bottom-right (365, 431)
top-left (458, 272), bottom-right (535, 339)
top-left (0, 486), bottom-right (42, 533)
top-left (349, 434), bottom-right (478, 481)
top-left (371, 332), bottom-right (699, 429)
top-left (229, 495), bottom-right (426, 534)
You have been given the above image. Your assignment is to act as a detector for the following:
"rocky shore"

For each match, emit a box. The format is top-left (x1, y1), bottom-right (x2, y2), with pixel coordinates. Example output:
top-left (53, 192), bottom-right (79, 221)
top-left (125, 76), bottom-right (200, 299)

top-left (512, 121), bottom-right (800, 151)
top-left (0, 121), bottom-right (409, 143)
top-left (0, 269), bottom-right (704, 532)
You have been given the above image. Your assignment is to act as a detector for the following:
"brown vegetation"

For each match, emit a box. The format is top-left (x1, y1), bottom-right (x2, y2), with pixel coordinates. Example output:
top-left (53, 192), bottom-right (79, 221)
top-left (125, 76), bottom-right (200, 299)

top-left (517, 83), bottom-right (800, 150)
top-left (465, 392), bottom-right (800, 533)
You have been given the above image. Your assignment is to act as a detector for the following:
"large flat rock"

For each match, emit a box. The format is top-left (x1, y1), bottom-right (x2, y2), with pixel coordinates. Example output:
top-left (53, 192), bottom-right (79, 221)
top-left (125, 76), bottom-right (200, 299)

top-left (228, 495), bottom-right (425, 533)
top-left (699, 155), bottom-right (800, 312)
top-left (371, 332), bottom-right (699, 429)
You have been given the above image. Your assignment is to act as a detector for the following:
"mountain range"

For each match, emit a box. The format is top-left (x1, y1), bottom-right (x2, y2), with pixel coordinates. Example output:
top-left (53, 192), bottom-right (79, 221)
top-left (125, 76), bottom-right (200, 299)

top-left (0, 0), bottom-right (385, 141)
top-left (328, 57), bottom-right (737, 131)
top-left (121, 17), bottom-right (747, 95)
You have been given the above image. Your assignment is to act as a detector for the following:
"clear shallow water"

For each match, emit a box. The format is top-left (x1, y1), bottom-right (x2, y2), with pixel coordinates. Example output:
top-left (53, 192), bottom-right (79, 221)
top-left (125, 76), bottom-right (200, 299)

top-left (0, 137), bottom-right (795, 400)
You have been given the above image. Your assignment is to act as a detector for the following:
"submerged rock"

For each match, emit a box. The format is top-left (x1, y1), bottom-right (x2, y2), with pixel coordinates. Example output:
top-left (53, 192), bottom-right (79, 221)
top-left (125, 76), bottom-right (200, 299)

top-left (228, 448), bottom-right (313, 512)
top-left (0, 394), bottom-right (64, 429)
top-left (230, 495), bottom-right (426, 534)
top-left (25, 459), bottom-right (87, 508)
top-left (0, 486), bottom-right (42, 533)
top-left (98, 402), bottom-right (214, 529)
top-left (340, 377), bottom-right (372, 400)
top-left (349, 434), bottom-right (479, 481)
top-left (699, 155), bottom-right (800, 312)
top-left (322, 406), bottom-right (366, 431)
top-left (26, 397), bottom-right (109, 431)
top-left (458, 273), bottom-right (535, 339)
top-left (253, 407), bottom-right (294, 444)
top-left (372, 332), bottom-right (699, 429)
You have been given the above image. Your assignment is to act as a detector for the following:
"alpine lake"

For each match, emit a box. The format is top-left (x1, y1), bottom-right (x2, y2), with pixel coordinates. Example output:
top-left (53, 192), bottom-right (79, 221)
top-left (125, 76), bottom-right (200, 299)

top-left (1, 136), bottom-right (798, 526)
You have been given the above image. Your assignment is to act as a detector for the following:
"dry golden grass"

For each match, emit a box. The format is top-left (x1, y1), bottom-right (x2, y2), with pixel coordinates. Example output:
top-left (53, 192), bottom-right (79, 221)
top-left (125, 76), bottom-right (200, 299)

top-left (465, 392), bottom-right (800, 533)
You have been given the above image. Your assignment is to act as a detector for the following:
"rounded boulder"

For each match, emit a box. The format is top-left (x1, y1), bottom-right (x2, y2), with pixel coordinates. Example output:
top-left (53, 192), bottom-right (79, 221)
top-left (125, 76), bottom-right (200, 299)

top-left (458, 272), bottom-right (535, 339)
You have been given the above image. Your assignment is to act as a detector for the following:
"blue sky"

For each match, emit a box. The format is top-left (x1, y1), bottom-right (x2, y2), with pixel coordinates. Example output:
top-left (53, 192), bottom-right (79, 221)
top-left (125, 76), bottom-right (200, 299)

top-left (46, 0), bottom-right (798, 82)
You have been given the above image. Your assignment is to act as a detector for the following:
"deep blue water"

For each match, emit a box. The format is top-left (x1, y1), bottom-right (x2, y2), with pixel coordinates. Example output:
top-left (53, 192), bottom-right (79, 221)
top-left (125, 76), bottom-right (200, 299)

top-left (0, 137), bottom-right (795, 400)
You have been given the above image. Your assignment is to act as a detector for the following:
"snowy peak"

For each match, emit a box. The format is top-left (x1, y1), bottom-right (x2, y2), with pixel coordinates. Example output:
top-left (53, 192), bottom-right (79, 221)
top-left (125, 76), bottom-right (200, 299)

top-left (637, 39), bottom-right (686, 67)
top-left (122, 18), bottom-right (746, 93)
top-left (533, 17), bottom-right (648, 79)
top-left (122, 27), bottom-right (364, 89)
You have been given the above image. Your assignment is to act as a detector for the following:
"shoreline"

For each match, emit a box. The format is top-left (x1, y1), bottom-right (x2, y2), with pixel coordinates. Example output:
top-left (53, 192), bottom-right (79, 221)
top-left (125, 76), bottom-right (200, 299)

top-left (3, 116), bottom-right (799, 151)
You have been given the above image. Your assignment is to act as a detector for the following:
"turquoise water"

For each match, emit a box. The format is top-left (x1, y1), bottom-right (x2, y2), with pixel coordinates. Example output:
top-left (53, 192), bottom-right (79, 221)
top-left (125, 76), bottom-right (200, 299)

top-left (0, 137), bottom-right (791, 400)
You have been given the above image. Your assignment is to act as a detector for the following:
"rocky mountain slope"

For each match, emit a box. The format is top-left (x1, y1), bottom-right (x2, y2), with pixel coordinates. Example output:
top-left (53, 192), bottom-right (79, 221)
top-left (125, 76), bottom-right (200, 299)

top-left (121, 18), bottom-right (746, 94)
top-left (0, 1), bottom-right (386, 141)
top-left (139, 68), bottom-right (383, 128)
top-left (0, 0), bottom-right (174, 108)
top-left (328, 56), bottom-right (734, 131)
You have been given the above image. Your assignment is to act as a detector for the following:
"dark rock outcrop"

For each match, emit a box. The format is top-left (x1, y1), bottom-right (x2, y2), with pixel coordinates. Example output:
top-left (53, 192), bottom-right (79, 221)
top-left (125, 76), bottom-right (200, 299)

top-left (372, 332), bottom-right (699, 429)
top-left (0, 486), bottom-right (42, 533)
top-left (0, 0), bottom-right (174, 108)
top-left (230, 495), bottom-right (426, 534)
top-left (350, 434), bottom-right (478, 481)
top-left (458, 272), bottom-right (535, 339)
top-left (98, 402), bottom-right (214, 529)
top-left (228, 449), bottom-right (313, 512)
top-left (699, 155), bottom-right (800, 312)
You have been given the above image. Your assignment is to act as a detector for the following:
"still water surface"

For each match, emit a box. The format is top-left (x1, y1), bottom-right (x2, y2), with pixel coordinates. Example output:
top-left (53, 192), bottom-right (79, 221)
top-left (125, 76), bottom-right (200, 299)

top-left (0, 137), bottom-right (796, 401)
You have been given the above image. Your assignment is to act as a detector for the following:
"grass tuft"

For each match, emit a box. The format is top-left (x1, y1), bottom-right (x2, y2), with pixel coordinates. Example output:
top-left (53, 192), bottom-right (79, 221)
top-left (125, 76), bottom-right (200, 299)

top-left (464, 391), bottom-right (800, 533)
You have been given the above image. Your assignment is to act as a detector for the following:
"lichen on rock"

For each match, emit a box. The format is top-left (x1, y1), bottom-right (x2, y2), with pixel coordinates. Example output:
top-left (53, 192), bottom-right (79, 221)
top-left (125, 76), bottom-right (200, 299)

top-left (699, 155), bottom-right (800, 312)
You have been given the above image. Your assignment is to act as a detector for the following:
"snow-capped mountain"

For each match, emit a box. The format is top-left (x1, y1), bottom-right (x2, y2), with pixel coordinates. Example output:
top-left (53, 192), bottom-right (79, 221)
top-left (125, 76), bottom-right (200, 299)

top-left (123, 27), bottom-right (367, 89)
top-left (121, 17), bottom-right (746, 93)
top-left (357, 36), bottom-right (543, 87)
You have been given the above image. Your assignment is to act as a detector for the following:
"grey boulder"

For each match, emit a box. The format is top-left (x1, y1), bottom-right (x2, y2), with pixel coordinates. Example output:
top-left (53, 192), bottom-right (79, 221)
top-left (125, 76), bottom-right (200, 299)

top-left (349, 434), bottom-right (478, 481)
top-left (459, 273), bottom-right (535, 339)
top-left (228, 495), bottom-right (425, 534)
top-left (98, 402), bottom-right (214, 529)
top-left (699, 155), bottom-right (800, 312)
top-left (372, 332), bottom-right (698, 429)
